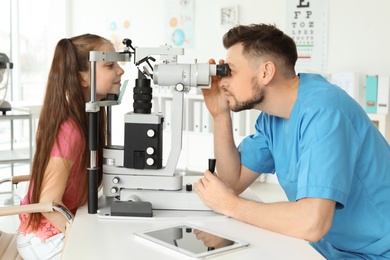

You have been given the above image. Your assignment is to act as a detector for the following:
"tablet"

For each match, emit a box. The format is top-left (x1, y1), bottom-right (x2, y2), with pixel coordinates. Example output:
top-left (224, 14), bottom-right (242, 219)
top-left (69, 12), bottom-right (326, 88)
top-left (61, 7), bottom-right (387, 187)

top-left (134, 223), bottom-right (249, 259)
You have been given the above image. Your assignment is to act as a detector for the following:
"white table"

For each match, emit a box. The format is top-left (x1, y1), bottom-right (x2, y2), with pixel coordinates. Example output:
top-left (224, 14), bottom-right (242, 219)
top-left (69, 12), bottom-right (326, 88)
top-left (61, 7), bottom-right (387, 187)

top-left (62, 177), bottom-right (324, 259)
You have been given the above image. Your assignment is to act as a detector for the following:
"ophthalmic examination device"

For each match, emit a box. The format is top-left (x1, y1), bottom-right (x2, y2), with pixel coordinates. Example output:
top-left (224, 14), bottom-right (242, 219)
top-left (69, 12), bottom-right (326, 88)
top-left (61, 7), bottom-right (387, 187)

top-left (86, 39), bottom-right (229, 217)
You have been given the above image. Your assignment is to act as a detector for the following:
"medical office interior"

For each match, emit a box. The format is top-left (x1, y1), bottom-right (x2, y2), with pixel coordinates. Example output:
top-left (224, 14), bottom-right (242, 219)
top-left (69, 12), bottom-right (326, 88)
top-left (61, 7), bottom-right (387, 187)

top-left (1, 0), bottom-right (390, 259)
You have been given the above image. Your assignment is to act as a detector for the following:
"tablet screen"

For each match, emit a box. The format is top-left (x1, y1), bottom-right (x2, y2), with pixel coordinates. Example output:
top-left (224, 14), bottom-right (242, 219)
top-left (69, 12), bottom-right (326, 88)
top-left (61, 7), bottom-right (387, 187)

top-left (134, 224), bottom-right (249, 258)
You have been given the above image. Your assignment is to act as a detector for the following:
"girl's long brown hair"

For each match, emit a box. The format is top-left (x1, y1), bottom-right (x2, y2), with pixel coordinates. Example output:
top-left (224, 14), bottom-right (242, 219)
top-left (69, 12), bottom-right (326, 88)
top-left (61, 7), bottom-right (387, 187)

top-left (27, 34), bottom-right (108, 230)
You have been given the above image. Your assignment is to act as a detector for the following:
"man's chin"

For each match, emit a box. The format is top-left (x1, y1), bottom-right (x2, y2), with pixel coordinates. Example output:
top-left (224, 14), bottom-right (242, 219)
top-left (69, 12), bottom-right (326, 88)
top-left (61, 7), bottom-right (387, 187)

top-left (230, 105), bottom-right (243, 113)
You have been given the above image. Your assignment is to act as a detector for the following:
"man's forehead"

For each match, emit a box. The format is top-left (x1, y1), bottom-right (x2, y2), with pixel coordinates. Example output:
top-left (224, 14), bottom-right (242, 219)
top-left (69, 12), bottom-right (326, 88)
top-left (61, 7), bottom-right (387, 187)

top-left (225, 43), bottom-right (246, 65)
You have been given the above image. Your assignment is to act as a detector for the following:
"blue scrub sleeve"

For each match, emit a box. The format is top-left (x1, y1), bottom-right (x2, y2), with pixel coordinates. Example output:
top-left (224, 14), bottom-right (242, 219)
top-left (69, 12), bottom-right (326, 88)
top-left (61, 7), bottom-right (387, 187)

top-left (238, 116), bottom-right (275, 174)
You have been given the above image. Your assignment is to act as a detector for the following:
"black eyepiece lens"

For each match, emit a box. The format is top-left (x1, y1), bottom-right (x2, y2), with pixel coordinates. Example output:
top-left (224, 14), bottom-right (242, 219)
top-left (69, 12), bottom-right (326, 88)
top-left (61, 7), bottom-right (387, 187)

top-left (216, 64), bottom-right (230, 77)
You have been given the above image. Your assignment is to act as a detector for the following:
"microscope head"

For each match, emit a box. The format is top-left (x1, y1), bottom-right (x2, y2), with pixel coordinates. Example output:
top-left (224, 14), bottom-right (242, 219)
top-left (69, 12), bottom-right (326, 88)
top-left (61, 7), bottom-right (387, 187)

top-left (0, 53), bottom-right (13, 82)
top-left (0, 53), bottom-right (13, 69)
top-left (0, 53), bottom-right (13, 113)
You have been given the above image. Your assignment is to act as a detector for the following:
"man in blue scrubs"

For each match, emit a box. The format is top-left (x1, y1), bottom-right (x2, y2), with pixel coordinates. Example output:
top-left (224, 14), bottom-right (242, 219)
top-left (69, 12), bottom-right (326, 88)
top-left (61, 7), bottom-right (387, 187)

top-left (194, 23), bottom-right (390, 259)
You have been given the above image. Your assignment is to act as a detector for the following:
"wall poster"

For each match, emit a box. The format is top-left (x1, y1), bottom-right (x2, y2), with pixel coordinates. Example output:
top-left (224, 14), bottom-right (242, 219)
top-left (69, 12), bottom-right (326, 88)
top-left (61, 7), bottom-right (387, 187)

top-left (165, 0), bottom-right (194, 48)
top-left (286, 0), bottom-right (329, 73)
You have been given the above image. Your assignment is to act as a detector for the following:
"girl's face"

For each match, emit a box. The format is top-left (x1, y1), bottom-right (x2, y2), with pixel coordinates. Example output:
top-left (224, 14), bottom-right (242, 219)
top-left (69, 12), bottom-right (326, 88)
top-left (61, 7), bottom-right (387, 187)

top-left (83, 42), bottom-right (124, 101)
top-left (92, 42), bottom-right (125, 101)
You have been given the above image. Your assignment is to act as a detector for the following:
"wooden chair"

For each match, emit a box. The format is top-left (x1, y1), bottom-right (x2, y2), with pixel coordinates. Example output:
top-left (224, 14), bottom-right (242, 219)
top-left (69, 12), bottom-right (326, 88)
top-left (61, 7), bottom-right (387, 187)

top-left (0, 175), bottom-right (73, 259)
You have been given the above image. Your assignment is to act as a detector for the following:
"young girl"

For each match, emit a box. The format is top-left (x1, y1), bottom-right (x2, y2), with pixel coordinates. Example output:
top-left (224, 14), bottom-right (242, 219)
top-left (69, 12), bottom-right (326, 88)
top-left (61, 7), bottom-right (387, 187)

top-left (16, 34), bottom-right (124, 259)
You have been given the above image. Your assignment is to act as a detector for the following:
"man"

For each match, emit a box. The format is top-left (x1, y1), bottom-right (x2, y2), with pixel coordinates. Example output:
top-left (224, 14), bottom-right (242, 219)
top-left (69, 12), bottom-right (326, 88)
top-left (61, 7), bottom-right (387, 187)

top-left (194, 23), bottom-right (390, 259)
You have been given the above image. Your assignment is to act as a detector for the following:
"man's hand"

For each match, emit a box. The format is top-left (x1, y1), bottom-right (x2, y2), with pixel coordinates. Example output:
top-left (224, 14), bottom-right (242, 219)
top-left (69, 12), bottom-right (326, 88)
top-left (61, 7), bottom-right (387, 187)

top-left (193, 229), bottom-right (234, 249)
top-left (201, 59), bottom-right (230, 119)
top-left (194, 171), bottom-right (239, 215)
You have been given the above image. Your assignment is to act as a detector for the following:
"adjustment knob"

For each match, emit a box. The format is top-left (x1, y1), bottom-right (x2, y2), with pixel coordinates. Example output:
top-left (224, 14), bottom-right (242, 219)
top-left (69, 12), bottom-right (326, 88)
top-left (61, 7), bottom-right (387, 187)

top-left (146, 147), bottom-right (154, 155)
top-left (112, 177), bottom-right (120, 184)
top-left (147, 129), bottom-right (155, 137)
top-left (175, 83), bottom-right (184, 92)
top-left (110, 187), bottom-right (118, 194)
top-left (146, 158), bottom-right (154, 166)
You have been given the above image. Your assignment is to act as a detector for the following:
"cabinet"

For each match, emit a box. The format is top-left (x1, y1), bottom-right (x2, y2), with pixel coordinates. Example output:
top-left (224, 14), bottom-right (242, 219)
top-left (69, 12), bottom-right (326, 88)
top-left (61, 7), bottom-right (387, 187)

top-left (0, 111), bottom-right (33, 181)
top-left (152, 88), bottom-right (260, 173)
top-left (368, 113), bottom-right (390, 143)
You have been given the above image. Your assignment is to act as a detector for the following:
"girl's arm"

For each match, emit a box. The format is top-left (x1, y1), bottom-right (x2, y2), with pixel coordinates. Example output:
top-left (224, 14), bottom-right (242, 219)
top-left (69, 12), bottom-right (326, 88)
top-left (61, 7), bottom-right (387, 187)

top-left (39, 156), bottom-right (74, 232)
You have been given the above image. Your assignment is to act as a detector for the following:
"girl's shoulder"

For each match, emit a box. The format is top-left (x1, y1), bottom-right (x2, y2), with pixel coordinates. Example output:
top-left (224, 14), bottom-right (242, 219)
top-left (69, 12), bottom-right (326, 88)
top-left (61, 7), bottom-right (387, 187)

top-left (51, 119), bottom-right (85, 159)
top-left (60, 118), bottom-right (81, 134)
top-left (58, 119), bottom-right (83, 141)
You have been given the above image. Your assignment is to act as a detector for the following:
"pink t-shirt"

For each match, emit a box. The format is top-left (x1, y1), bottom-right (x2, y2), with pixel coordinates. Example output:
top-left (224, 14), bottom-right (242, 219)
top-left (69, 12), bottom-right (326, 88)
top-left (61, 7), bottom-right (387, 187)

top-left (19, 119), bottom-right (85, 241)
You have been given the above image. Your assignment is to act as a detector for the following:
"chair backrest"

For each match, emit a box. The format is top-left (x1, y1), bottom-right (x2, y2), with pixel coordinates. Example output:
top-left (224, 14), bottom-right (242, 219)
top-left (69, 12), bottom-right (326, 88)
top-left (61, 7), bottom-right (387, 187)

top-left (0, 202), bottom-right (73, 260)
top-left (0, 176), bottom-right (73, 259)
top-left (0, 230), bottom-right (23, 260)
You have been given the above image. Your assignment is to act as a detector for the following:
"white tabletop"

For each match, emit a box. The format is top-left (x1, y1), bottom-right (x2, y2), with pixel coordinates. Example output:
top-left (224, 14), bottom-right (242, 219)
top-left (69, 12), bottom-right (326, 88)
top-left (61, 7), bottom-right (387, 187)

top-left (62, 178), bottom-right (324, 260)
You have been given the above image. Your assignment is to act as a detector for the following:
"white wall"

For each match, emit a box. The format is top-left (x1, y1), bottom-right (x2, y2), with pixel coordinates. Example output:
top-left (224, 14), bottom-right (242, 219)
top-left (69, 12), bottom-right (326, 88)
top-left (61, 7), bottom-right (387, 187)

top-left (328, 1), bottom-right (390, 77)
top-left (69, 0), bottom-right (390, 148)
top-left (70, 0), bottom-right (390, 76)
top-left (69, 0), bottom-right (285, 63)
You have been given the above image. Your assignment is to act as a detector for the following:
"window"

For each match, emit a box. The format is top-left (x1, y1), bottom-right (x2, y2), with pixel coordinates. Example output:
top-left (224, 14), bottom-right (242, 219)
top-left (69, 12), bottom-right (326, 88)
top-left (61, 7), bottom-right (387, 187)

top-left (1, 0), bottom-right (68, 103)
top-left (0, 0), bottom-right (68, 149)
top-left (0, 0), bottom-right (11, 103)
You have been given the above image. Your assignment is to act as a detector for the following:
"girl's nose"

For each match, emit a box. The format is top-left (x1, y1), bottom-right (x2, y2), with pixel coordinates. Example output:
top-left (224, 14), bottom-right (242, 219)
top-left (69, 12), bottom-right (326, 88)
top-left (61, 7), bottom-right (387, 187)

top-left (118, 66), bottom-right (125, 76)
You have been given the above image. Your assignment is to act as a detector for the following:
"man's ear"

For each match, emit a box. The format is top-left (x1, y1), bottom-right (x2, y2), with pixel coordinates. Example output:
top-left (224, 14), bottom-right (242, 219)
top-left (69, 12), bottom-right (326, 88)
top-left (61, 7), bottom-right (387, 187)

top-left (260, 61), bottom-right (275, 85)
top-left (79, 71), bottom-right (90, 88)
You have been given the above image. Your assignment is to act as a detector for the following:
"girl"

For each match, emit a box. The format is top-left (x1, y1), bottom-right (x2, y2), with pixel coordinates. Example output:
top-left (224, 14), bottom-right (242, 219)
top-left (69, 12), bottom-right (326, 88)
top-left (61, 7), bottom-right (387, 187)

top-left (16, 34), bottom-right (124, 259)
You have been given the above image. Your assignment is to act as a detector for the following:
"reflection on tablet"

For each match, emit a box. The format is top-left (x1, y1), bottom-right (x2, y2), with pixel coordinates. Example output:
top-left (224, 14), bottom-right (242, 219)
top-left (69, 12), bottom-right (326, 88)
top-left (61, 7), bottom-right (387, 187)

top-left (193, 228), bottom-right (235, 251)
top-left (134, 224), bottom-right (249, 258)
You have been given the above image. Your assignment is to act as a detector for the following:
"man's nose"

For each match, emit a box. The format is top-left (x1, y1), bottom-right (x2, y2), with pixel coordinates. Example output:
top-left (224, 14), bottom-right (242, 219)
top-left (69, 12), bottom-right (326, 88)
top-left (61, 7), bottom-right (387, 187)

top-left (218, 77), bottom-right (228, 88)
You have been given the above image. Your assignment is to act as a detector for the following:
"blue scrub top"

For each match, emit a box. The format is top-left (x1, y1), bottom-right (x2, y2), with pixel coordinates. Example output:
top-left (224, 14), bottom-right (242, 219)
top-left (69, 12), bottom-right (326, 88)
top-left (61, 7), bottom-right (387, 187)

top-left (238, 73), bottom-right (390, 258)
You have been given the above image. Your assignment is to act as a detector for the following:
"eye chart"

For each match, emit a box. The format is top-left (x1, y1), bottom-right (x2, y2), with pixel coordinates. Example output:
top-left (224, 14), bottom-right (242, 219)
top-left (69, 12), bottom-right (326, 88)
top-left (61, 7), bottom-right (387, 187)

top-left (286, 0), bottom-right (328, 73)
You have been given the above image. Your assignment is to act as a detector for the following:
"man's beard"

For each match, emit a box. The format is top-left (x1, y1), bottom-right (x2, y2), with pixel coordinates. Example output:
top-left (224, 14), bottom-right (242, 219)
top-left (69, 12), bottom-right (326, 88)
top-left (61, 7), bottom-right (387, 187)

top-left (230, 76), bottom-right (264, 112)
